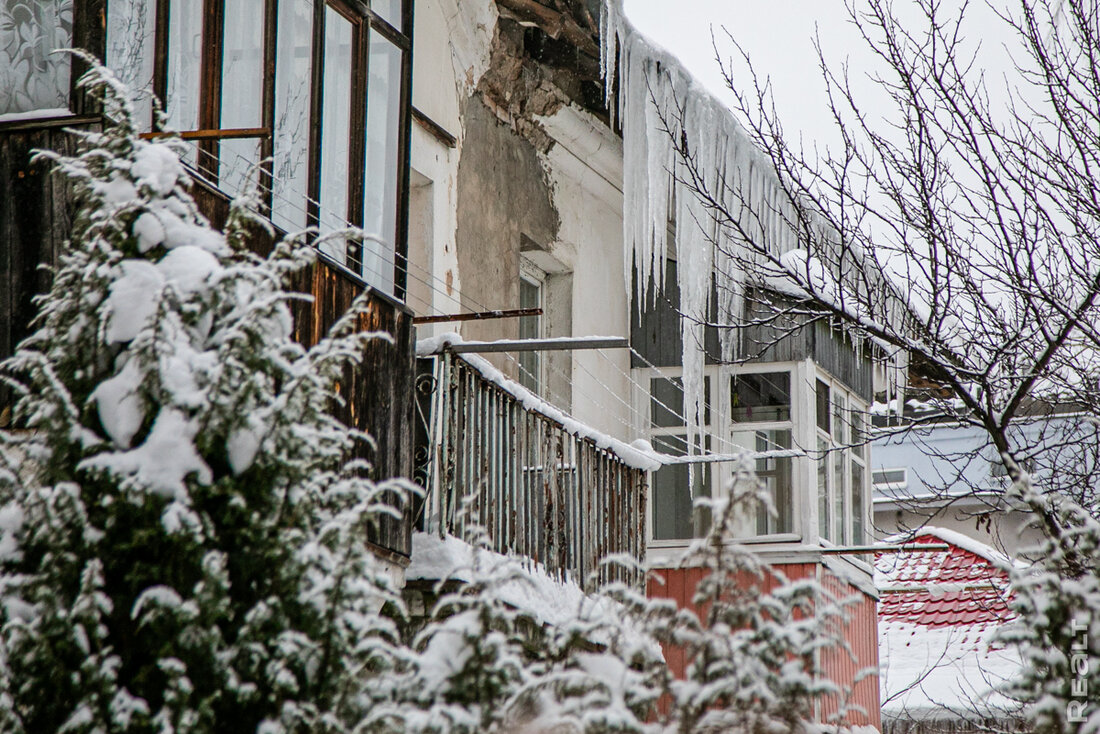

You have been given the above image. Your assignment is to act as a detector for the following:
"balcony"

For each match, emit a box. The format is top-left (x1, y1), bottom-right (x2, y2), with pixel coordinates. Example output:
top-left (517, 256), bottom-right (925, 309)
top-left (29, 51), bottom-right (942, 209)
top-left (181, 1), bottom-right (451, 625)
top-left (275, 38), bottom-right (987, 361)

top-left (415, 347), bottom-right (652, 587)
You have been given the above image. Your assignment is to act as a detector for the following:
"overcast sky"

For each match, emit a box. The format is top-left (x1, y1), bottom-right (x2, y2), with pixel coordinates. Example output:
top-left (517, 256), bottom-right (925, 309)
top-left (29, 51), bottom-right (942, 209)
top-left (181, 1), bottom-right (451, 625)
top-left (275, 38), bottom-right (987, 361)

top-left (621, 1), bottom-right (1025, 155)
top-left (622, 1), bottom-right (866, 152)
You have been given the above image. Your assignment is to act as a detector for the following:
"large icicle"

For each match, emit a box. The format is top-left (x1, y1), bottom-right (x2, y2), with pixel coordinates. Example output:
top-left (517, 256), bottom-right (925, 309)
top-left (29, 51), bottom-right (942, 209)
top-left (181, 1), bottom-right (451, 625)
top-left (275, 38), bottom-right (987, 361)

top-left (602, 0), bottom-right (910, 462)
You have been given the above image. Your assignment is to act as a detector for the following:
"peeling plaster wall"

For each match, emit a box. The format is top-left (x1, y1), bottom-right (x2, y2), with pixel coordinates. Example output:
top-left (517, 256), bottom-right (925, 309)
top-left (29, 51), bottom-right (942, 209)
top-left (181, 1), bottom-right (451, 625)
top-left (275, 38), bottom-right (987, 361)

top-left (453, 95), bottom-right (560, 377)
top-left (410, 0), bottom-right (634, 438)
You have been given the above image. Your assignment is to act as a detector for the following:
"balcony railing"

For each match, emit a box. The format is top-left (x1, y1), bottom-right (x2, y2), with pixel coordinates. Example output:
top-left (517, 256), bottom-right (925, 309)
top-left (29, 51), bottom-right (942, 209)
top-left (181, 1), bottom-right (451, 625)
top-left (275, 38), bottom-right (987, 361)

top-left (416, 350), bottom-right (649, 587)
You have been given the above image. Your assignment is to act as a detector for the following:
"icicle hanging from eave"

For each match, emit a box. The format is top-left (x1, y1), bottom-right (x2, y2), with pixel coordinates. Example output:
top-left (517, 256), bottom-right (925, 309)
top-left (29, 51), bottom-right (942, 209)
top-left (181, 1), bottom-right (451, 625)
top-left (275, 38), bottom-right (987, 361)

top-left (601, 0), bottom-right (912, 460)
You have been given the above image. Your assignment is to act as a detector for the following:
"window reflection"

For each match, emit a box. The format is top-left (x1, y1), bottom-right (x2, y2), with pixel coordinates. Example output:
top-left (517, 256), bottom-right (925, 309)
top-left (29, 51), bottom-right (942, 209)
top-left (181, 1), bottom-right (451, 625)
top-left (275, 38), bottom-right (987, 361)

top-left (362, 32), bottom-right (403, 291)
top-left (319, 7), bottom-right (354, 261)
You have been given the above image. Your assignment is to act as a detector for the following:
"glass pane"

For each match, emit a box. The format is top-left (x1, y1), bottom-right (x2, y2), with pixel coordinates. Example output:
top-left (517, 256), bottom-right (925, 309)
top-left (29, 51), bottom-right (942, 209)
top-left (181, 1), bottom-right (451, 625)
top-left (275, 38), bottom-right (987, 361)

top-left (731, 371), bottom-right (790, 422)
top-left (752, 429), bottom-right (793, 535)
top-left (850, 408), bottom-right (865, 458)
top-left (220, 0), bottom-right (265, 198)
top-left (371, 0), bottom-right (403, 31)
top-left (166, 0), bottom-right (201, 150)
top-left (833, 393), bottom-right (846, 442)
top-left (107, 0), bottom-right (154, 128)
top-left (852, 461), bottom-right (865, 545)
top-left (0, 0), bottom-right (72, 115)
top-left (834, 447), bottom-right (847, 544)
top-left (318, 7), bottom-right (353, 261)
top-left (650, 377), bottom-right (684, 429)
top-left (272, 0), bottom-right (312, 232)
top-left (818, 437), bottom-right (830, 541)
top-left (873, 468), bottom-right (906, 487)
top-left (518, 278), bottom-right (540, 392)
top-left (816, 379), bottom-right (830, 432)
top-left (362, 31), bottom-right (403, 291)
top-left (651, 435), bottom-right (710, 540)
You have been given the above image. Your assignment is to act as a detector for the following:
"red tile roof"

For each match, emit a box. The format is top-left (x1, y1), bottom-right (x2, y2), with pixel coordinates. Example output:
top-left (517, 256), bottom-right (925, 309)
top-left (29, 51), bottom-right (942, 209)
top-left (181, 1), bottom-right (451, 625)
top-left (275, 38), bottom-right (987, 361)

top-left (875, 530), bottom-right (1014, 630)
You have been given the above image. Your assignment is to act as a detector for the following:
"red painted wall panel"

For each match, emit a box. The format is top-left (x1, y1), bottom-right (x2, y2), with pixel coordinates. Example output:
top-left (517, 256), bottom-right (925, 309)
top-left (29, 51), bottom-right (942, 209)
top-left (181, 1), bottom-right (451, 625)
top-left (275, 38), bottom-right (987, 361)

top-left (648, 562), bottom-right (881, 730)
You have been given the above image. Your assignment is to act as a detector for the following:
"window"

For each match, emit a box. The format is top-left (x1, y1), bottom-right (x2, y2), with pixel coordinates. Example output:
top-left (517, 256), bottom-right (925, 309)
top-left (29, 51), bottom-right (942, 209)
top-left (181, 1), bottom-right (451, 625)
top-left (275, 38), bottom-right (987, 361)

top-left (648, 375), bottom-right (712, 541)
top-left (518, 263), bottom-right (543, 393)
top-left (1, 0), bottom-right (73, 117)
top-left (104, 0), bottom-right (412, 295)
top-left (872, 468), bottom-right (908, 491)
top-left (817, 375), bottom-right (869, 546)
top-left (730, 371), bottom-right (794, 535)
top-left (639, 358), bottom-right (870, 549)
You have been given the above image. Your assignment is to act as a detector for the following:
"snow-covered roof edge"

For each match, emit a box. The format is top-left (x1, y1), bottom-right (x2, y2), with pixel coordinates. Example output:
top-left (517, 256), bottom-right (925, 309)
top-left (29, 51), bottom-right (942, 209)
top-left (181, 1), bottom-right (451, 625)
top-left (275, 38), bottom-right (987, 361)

top-left (416, 333), bottom-right (661, 471)
top-left (599, 0), bottom-right (911, 459)
top-left (883, 526), bottom-right (1025, 571)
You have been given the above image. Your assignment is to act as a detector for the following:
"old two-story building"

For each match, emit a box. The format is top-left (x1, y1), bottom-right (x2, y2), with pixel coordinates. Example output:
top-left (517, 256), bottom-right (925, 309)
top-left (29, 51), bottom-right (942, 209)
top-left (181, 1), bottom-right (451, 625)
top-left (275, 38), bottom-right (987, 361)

top-left (0, 0), bottom-right (908, 727)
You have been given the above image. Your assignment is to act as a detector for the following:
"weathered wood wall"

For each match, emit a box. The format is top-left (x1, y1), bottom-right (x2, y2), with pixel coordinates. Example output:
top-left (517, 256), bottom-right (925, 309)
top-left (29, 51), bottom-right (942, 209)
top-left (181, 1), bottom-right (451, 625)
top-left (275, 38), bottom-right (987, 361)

top-left (0, 141), bottom-right (417, 556)
top-left (192, 181), bottom-right (418, 556)
top-left (630, 262), bottom-right (873, 401)
top-left (0, 123), bottom-right (90, 419)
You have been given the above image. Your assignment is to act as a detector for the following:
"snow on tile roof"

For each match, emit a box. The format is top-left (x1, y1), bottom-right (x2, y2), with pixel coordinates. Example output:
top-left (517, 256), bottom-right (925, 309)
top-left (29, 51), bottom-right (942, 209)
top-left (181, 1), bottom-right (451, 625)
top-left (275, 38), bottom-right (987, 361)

top-left (876, 528), bottom-right (1024, 722)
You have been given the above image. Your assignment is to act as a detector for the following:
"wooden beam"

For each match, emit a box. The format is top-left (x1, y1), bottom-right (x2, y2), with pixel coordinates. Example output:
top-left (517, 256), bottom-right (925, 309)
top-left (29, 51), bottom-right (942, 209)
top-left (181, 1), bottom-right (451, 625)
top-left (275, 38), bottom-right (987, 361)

top-left (412, 107), bottom-right (457, 149)
top-left (139, 127), bottom-right (271, 141)
top-left (413, 307), bottom-right (542, 325)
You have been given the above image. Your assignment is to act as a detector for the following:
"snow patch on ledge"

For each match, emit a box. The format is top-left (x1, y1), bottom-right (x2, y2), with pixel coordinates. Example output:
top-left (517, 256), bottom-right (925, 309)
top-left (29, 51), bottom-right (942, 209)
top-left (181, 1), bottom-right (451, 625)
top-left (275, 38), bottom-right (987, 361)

top-left (0, 107), bottom-right (73, 123)
top-left (416, 333), bottom-right (661, 471)
top-left (407, 532), bottom-right (642, 637)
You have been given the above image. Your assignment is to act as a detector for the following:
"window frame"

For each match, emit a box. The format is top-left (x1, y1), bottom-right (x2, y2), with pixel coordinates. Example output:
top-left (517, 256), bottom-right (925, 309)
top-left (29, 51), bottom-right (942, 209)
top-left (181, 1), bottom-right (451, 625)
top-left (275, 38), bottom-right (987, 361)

top-left (872, 467), bottom-right (908, 492)
top-left (639, 361), bottom-right (805, 549)
top-left (518, 259), bottom-right (545, 393)
top-left (638, 365), bottom-right (717, 545)
top-left (640, 359), bottom-right (872, 557)
top-left (136, 0), bottom-right (413, 297)
top-left (815, 369), bottom-right (870, 548)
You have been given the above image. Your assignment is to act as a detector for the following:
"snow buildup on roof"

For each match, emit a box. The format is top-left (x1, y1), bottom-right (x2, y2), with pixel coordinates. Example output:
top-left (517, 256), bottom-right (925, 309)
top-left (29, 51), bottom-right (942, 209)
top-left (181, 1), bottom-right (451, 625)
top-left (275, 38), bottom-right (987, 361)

top-left (875, 528), bottom-right (1024, 722)
top-left (601, 1), bottom-right (917, 450)
top-left (600, 1), bottom-right (906, 463)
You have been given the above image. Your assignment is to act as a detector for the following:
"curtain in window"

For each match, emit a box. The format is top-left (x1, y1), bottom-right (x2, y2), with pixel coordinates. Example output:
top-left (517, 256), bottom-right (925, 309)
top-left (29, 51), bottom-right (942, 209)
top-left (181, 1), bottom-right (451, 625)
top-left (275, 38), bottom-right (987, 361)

top-left (165, 0), bottom-right (200, 165)
top-left (361, 31), bottom-right (402, 291)
top-left (318, 6), bottom-right (353, 262)
top-left (0, 0), bottom-right (73, 116)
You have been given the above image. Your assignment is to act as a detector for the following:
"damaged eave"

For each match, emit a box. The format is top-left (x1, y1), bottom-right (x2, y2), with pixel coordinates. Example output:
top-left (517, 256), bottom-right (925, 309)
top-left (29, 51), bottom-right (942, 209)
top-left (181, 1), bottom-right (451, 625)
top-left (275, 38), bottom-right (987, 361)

top-left (495, 0), bottom-right (601, 59)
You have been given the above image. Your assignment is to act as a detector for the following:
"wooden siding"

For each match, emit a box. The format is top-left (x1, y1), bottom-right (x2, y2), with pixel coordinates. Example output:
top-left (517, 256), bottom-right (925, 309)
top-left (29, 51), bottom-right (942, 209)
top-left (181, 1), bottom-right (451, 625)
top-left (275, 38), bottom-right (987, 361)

top-left (630, 264), bottom-right (873, 401)
top-left (0, 125), bottom-right (86, 416)
top-left (819, 567), bottom-right (881, 729)
top-left (648, 562), bottom-right (881, 729)
top-left (192, 182), bottom-right (418, 556)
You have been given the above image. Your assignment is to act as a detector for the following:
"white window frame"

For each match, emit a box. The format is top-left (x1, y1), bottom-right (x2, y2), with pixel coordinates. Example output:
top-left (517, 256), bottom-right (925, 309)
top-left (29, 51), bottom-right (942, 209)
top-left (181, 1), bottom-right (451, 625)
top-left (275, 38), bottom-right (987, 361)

top-left (638, 365), bottom-right (718, 546)
top-left (872, 467), bottom-right (908, 492)
top-left (638, 358), bottom-right (872, 559)
top-left (638, 361), bottom-right (807, 551)
top-left (814, 370), bottom-right (871, 548)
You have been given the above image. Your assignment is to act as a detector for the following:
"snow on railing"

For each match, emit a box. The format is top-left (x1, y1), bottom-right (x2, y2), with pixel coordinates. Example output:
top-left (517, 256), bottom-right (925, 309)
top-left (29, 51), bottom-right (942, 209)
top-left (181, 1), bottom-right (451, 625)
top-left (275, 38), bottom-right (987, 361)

top-left (417, 348), bottom-right (649, 587)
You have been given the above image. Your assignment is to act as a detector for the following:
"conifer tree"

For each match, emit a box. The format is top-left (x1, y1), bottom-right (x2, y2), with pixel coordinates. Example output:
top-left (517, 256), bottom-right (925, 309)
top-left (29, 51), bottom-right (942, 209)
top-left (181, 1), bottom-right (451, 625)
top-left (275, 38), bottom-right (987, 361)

top-left (0, 59), bottom-right (407, 733)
